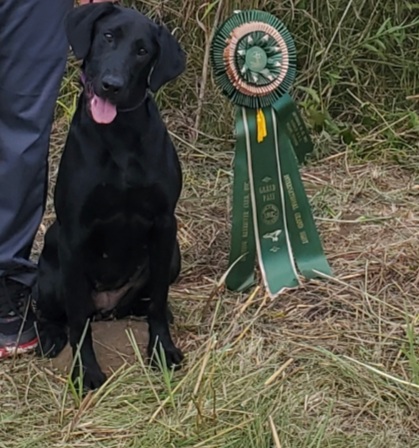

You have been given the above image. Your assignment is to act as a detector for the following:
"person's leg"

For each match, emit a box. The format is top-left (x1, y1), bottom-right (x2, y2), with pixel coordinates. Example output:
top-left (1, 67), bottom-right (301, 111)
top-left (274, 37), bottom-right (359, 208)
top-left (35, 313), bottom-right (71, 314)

top-left (0, 0), bottom-right (73, 357)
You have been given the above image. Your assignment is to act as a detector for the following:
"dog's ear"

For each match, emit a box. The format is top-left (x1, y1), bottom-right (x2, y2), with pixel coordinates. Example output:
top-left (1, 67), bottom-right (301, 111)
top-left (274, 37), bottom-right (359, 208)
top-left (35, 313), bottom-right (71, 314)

top-left (65, 3), bottom-right (116, 60)
top-left (148, 25), bottom-right (186, 92)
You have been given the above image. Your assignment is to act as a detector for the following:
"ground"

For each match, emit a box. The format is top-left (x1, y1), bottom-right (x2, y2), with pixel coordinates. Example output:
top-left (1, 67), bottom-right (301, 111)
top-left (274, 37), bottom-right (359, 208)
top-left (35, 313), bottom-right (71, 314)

top-left (1, 1), bottom-right (419, 447)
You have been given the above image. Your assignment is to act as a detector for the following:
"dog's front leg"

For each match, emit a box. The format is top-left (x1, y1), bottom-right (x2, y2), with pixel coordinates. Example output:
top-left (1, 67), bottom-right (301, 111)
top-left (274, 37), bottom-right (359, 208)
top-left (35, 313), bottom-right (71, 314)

top-left (61, 258), bottom-right (106, 390)
top-left (147, 215), bottom-right (183, 369)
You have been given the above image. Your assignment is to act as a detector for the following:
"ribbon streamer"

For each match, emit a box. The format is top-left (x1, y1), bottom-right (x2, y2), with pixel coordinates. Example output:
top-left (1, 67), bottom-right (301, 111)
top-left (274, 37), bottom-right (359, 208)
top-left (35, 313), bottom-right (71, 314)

top-left (226, 98), bottom-right (332, 297)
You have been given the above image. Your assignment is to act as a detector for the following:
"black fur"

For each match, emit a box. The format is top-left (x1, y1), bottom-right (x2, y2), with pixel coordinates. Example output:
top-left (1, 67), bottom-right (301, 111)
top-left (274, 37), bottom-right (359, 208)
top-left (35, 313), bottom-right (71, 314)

top-left (35, 4), bottom-right (186, 391)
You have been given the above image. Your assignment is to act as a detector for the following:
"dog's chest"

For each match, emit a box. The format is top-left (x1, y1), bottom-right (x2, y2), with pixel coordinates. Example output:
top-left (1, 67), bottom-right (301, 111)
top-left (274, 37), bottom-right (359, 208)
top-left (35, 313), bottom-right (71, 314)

top-left (80, 181), bottom-right (160, 228)
top-left (105, 148), bottom-right (145, 187)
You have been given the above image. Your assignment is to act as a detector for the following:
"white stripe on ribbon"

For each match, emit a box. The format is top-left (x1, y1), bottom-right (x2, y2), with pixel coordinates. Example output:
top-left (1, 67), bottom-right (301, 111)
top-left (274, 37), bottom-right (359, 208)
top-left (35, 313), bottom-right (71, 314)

top-left (242, 107), bottom-right (270, 295)
top-left (271, 108), bottom-right (300, 283)
top-left (242, 107), bottom-right (299, 298)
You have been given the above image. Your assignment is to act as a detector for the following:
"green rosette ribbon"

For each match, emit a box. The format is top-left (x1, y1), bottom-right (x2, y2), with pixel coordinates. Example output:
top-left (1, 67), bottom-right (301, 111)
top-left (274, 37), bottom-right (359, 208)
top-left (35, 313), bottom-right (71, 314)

top-left (210, 10), bottom-right (332, 297)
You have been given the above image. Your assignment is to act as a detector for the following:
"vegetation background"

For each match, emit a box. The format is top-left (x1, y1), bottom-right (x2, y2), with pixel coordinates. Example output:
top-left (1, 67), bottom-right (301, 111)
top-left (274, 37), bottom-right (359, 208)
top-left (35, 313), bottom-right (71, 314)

top-left (1, 1), bottom-right (419, 447)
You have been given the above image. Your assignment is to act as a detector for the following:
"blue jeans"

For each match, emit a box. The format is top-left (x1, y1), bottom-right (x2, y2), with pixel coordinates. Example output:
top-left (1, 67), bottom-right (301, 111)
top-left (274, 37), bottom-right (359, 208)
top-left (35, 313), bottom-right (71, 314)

top-left (0, 0), bottom-right (73, 286)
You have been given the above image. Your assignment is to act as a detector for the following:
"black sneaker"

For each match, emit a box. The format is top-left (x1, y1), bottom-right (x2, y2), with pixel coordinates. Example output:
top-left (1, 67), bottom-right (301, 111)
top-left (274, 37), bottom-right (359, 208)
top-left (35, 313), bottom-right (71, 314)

top-left (0, 277), bottom-right (38, 358)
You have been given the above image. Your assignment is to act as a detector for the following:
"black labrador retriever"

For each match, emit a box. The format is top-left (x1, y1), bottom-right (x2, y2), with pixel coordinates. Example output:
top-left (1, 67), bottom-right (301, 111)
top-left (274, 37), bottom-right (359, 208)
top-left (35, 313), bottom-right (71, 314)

top-left (34, 3), bottom-right (186, 390)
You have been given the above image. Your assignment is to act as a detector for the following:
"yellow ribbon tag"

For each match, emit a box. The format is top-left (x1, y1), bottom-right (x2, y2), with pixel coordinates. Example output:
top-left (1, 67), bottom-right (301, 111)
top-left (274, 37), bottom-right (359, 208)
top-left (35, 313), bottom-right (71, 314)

top-left (256, 109), bottom-right (267, 143)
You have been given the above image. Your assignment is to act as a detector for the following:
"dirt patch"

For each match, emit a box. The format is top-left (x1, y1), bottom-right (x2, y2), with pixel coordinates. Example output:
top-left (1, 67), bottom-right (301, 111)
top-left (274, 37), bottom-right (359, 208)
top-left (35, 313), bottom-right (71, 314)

top-left (49, 319), bottom-right (149, 376)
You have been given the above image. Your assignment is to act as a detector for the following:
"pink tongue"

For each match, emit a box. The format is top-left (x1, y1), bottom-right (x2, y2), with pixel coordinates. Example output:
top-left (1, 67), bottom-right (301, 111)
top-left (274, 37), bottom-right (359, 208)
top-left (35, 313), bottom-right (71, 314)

top-left (90, 94), bottom-right (117, 124)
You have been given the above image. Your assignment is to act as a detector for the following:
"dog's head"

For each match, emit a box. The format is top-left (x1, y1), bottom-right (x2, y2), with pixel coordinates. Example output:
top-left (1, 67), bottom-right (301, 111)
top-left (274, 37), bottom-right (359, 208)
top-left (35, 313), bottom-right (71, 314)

top-left (65, 3), bottom-right (186, 124)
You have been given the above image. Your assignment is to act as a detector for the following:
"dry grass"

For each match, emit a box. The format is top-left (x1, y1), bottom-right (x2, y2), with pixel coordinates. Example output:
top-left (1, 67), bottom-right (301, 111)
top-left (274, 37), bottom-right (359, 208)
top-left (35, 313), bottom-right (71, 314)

top-left (2, 0), bottom-right (419, 446)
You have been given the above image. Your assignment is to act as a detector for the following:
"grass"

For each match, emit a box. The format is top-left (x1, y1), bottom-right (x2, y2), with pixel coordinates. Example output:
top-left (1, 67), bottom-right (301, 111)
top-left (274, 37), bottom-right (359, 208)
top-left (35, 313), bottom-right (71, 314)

top-left (2, 0), bottom-right (419, 446)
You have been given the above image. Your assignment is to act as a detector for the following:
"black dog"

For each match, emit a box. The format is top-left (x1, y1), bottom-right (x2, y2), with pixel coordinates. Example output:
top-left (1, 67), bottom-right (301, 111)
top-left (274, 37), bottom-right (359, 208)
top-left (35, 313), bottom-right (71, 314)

top-left (35, 3), bottom-right (186, 390)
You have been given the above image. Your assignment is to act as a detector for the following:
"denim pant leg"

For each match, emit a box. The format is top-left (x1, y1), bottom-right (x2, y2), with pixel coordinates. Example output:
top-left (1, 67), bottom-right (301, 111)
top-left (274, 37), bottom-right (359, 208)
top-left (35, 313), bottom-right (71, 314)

top-left (0, 0), bottom-right (73, 286)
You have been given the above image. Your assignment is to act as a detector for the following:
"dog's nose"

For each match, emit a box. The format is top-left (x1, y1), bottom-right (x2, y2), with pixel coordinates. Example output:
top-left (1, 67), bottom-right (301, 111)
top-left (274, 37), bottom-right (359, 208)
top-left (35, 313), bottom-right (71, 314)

top-left (101, 75), bottom-right (123, 95)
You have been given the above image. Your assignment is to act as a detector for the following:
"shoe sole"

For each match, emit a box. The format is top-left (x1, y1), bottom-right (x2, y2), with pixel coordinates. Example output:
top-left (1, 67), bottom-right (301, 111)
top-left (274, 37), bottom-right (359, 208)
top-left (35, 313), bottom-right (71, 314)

top-left (0, 337), bottom-right (38, 359)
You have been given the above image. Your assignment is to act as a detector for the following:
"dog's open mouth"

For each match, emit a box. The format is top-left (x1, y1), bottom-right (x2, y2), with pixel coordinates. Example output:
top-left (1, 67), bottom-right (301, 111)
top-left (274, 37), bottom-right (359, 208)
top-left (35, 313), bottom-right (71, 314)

top-left (90, 94), bottom-right (117, 125)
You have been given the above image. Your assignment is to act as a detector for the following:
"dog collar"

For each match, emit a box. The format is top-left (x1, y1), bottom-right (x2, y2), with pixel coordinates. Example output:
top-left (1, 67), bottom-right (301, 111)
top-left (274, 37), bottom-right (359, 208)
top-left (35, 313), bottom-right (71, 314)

top-left (117, 93), bottom-right (148, 112)
top-left (85, 0), bottom-right (120, 3)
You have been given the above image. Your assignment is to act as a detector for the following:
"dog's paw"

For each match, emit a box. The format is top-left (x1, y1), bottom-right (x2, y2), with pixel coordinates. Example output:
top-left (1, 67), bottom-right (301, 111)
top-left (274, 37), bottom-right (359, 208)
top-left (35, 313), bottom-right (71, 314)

top-left (163, 344), bottom-right (184, 369)
top-left (35, 323), bottom-right (68, 358)
top-left (148, 337), bottom-right (184, 371)
top-left (72, 365), bottom-right (107, 392)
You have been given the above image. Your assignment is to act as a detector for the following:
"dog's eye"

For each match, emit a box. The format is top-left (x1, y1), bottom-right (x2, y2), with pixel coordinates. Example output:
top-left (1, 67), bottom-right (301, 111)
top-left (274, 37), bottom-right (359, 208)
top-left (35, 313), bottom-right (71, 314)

top-left (104, 32), bottom-right (113, 42)
top-left (137, 48), bottom-right (148, 56)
